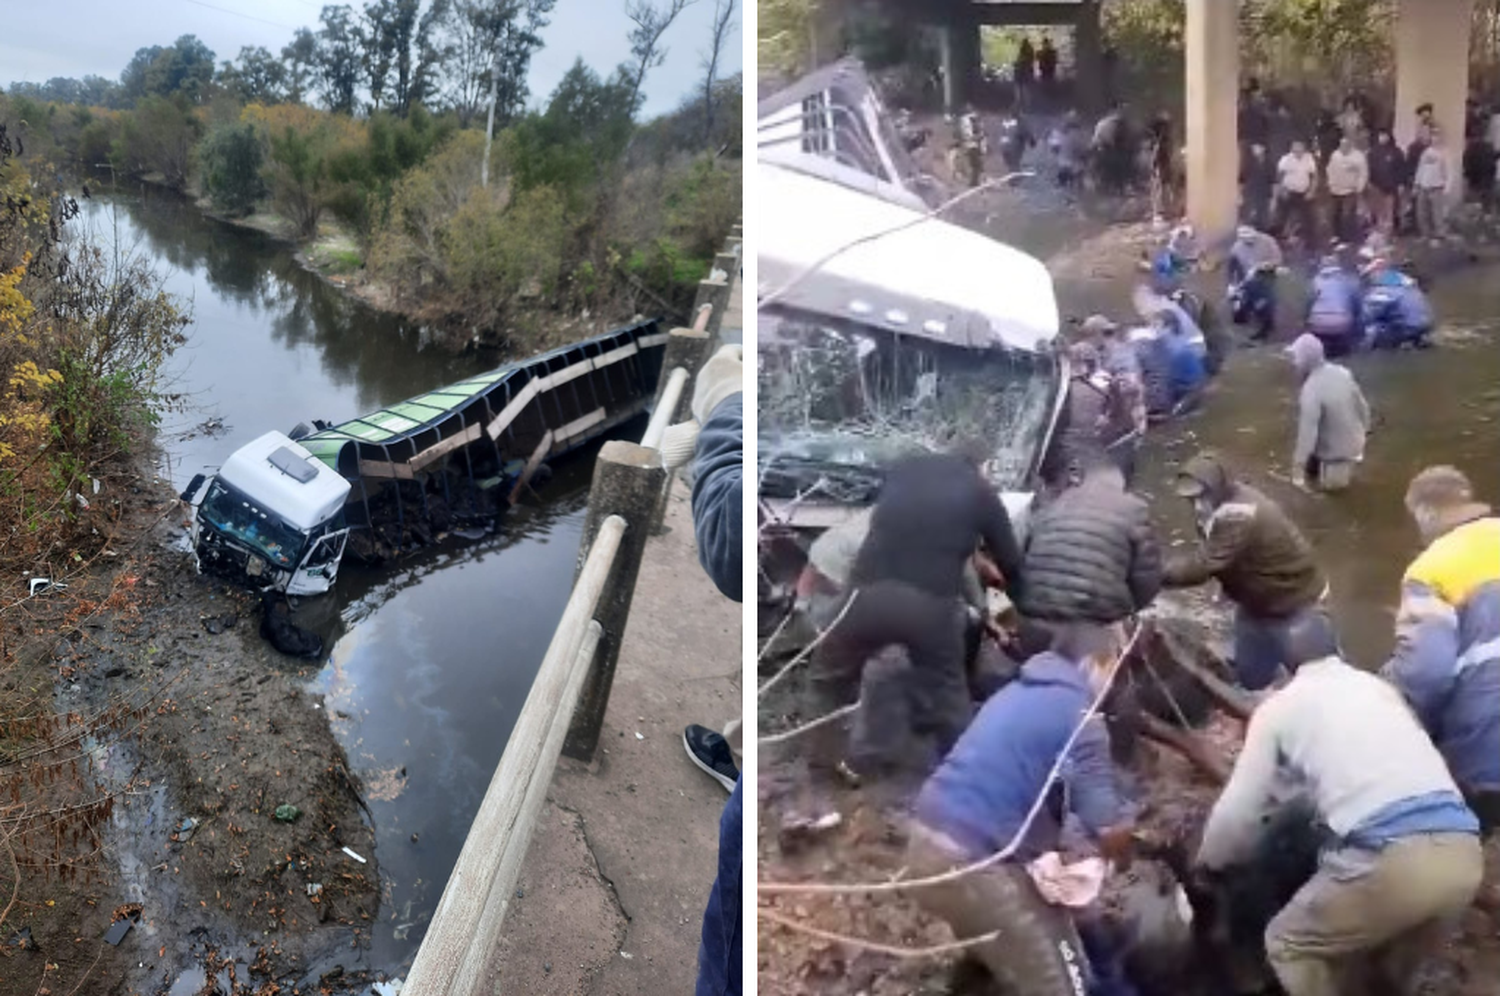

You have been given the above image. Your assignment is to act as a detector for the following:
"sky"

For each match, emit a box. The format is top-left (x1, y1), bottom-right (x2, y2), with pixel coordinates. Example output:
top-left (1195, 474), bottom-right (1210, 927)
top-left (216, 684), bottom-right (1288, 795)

top-left (0, 0), bottom-right (743, 118)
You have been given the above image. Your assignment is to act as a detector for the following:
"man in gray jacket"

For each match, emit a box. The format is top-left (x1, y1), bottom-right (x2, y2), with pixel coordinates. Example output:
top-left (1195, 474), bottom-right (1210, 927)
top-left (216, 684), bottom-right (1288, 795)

top-left (1286, 333), bottom-right (1371, 492)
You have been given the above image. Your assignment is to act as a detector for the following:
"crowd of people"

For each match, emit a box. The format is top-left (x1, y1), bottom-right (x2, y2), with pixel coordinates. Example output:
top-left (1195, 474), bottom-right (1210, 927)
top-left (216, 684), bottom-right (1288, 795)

top-left (770, 87), bottom-right (1497, 996)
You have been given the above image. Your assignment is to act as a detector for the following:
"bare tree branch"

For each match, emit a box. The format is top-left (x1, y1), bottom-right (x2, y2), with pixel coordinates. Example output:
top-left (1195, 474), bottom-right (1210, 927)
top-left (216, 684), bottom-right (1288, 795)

top-left (623, 0), bottom-right (699, 108)
top-left (700, 0), bottom-right (737, 145)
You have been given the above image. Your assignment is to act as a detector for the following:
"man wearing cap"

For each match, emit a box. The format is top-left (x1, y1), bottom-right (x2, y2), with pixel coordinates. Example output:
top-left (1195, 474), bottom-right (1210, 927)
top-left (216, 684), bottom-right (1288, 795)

top-left (1382, 467), bottom-right (1500, 903)
top-left (1196, 611), bottom-right (1483, 996)
top-left (1162, 451), bottom-right (1327, 691)
top-left (1286, 333), bottom-right (1370, 493)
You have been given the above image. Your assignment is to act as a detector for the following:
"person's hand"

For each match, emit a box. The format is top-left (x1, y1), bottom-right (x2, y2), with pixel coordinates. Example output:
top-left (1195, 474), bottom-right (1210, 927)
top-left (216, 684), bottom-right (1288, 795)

top-left (690, 344), bottom-right (744, 425)
top-left (973, 552), bottom-right (1006, 589)
top-left (659, 420), bottom-right (701, 470)
top-left (1098, 825), bottom-right (1137, 871)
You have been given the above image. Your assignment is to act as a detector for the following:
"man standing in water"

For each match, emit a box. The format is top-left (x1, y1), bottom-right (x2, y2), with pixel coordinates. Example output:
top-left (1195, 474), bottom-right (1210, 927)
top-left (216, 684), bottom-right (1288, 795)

top-left (1161, 451), bottom-right (1328, 691)
top-left (1286, 333), bottom-right (1370, 493)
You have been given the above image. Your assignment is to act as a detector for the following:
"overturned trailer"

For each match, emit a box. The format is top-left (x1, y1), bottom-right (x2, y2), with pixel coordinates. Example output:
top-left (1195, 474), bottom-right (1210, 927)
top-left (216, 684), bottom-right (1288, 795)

top-left (183, 319), bottom-right (667, 595)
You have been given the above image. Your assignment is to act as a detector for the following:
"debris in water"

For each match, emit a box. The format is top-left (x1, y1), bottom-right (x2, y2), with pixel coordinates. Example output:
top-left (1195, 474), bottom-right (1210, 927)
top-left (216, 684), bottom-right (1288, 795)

top-left (452, 526), bottom-right (487, 541)
top-left (373, 981), bottom-right (405, 996)
top-left (342, 846), bottom-right (367, 863)
top-left (393, 923), bottom-right (415, 941)
top-left (274, 804), bottom-right (301, 823)
top-left (171, 817), bottom-right (199, 843)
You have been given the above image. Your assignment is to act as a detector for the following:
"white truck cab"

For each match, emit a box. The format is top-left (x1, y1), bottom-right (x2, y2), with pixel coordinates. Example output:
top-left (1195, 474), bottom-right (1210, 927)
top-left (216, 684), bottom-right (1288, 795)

top-left (183, 431), bottom-right (352, 596)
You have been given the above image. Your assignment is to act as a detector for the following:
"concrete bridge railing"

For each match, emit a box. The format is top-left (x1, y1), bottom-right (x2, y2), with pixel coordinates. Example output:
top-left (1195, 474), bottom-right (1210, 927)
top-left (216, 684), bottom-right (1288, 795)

top-left (400, 217), bottom-right (742, 996)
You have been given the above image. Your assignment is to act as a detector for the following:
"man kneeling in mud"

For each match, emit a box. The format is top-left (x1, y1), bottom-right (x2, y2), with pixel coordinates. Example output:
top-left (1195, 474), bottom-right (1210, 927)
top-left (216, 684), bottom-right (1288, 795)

top-left (907, 622), bottom-right (1139, 996)
top-left (784, 444), bottom-right (1024, 836)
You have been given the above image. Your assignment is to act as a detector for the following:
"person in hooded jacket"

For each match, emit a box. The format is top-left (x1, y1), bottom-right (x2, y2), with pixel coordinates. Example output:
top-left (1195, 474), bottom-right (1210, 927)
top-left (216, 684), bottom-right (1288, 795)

top-left (1304, 255), bottom-right (1364, 357)
top-left (1017, 456), bottom-right (1161, 627)
top-left (1285, 333), bottom-right (1370, 493)
top-left (1382, 467), bottom-right (1500, 903)
top-left (1227, 224), bottom-right (1284, 341)
top-left (1367, 129), bottom-right (1407, 235)
top-left (908, 622), bottom-right (1139, 996)
top-left (787, 447), bottom-right (1025, 834)
top-left (1162, 451), bottom-right (1328, 691)
top-left (1361, 256), bottom-right (1435, 349)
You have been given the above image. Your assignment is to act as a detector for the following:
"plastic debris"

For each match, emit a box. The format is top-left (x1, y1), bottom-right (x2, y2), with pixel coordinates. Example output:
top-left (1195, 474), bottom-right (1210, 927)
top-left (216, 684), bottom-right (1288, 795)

top-left (170, 817), bottom-right (199, 843)
top-left (373, 977), bottom-right (405, 995)
top-left (342, 846), bottom-right (367, 863)
top-left (274, 805), bottom-right (302, 822)
top-left (28, 578), bottom-right (68, 597)
top-left (305, 882), bottom-right (323, 898)
top-left (103, 918), bottom-right (134, 946)
top-left (634, 731), bottom-right (644, 740)
top-left (7, 927), bottom-right (35, 950)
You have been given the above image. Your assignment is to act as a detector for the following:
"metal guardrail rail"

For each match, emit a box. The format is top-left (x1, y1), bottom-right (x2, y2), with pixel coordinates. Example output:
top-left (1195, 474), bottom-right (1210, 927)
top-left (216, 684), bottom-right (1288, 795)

top-left (401, 218), bottom-right (742, 996)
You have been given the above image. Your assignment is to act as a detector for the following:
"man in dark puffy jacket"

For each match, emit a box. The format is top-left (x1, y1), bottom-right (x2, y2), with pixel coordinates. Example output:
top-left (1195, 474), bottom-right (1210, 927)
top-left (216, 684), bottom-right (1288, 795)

top-left (787, 447), bottom-right (1025, 834)
top-left (1162, 451), bottom-right (1328, 691)
top-left (1019, 459), bottom-right (1161, 626)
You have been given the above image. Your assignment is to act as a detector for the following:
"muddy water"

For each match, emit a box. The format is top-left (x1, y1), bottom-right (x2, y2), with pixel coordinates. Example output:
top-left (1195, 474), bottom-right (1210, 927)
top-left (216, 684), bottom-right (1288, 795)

top-left (82, 185), bottom-right (616, 975)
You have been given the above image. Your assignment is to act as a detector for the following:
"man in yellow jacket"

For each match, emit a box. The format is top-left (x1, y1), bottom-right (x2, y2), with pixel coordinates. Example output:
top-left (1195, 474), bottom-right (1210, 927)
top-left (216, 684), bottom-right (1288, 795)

top-left (1382, 465), bottom-right (1500, 898)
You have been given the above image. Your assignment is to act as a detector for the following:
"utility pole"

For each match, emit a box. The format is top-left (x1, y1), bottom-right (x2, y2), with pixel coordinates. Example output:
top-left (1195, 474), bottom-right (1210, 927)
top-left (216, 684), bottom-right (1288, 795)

top-left (481, 47), bottom-right (499, 188)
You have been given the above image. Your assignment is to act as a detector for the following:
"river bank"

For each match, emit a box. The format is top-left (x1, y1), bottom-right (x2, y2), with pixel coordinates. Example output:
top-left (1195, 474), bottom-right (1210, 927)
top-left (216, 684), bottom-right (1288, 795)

top-left (1, 447), bottom-right (386, 996)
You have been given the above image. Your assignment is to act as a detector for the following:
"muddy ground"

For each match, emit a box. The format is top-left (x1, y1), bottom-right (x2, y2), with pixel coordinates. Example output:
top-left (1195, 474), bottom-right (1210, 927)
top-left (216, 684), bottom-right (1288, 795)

top-left (1, 460), bottom-right (386, 996)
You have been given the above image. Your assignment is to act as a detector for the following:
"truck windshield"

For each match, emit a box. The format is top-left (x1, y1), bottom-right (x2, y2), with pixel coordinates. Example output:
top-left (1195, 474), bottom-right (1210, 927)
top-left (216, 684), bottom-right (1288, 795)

top-left (199, 480), bottom-right (306, 568)
top-left (757, 307), bottom-right (1058, 500)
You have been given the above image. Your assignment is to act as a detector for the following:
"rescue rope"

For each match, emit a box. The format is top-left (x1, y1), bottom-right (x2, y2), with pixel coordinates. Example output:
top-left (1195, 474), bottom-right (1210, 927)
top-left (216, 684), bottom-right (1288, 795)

top-left (757, 171), bottom-right (1036, 313)
top-left (757, 589), bottom-right (860, 700)
top-left (758, 620), bottom-right (1145, 896)
top-left (757, 905), bottom-right (1003, 959)
top-left (758, 702), bottom-right (860, 746)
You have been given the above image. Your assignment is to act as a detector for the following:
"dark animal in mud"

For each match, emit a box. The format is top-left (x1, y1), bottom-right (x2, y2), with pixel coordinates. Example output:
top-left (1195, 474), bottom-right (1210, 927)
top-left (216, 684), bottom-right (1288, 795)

top-left (260, 592), bottom-right (324, 659)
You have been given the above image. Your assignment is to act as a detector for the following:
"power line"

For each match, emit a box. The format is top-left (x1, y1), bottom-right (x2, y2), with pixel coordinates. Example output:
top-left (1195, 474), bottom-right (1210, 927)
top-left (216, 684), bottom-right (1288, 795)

top-left (181, 0), bottom-right (299, 31)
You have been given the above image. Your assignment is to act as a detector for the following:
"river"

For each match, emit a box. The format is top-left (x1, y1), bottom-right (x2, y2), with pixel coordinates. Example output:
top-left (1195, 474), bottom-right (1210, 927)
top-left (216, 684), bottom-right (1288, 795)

top-left (81, 183), bottom-right (615, 974)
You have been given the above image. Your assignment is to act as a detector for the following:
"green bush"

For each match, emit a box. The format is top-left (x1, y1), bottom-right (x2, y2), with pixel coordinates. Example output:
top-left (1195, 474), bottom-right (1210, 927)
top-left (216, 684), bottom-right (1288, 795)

top-left (266, 124), bottom-right (330, 237)
top-left (198, 122), bottom-right (265, 216)
top-left (443, 184), bottom-right (570, 330)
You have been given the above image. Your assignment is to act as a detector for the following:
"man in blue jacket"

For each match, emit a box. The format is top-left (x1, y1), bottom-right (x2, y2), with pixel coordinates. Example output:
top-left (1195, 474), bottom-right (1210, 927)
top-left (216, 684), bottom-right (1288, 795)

top-left (906, 623), bottom-right (1137, 996)
top-left (666, 343), bottom-right (743, 996)
top-left (1305, 255), bottom-right (1363, 357)
top-left (1360, 257), bottom-right (1435, 349)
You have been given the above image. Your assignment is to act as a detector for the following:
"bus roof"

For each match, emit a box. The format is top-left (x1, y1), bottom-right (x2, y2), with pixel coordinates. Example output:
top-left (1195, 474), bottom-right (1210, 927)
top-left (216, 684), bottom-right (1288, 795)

top-left (757, 162), bottom-right (1059, 353)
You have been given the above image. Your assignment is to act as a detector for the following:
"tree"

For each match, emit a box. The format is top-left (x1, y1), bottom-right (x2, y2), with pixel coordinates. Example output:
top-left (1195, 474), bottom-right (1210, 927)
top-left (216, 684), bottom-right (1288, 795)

top-left (700, 0), bottom-right (736, 145)
top-left (282, 28), bottom-right (320, 104)
top-left (199, 122), bottom-right (266, 215)
top-left (357, 0), bottom-right (400, 111)
top-left (508, 59), bottom-right (636, 200)
top-left (440, 0), bottom-right (555, 125)
top-left (405, 0), bottom-right (454, 112)
top-left (219, 46), bottom-right (288, 104)
top-left (317, 5), bottom-right (364, 113)
top-left (622, 0), bottom-right (698, 110)
top-left (267, 124), bottom-right (332, 235)
top-left (112, 95), bottom-right (199, 187)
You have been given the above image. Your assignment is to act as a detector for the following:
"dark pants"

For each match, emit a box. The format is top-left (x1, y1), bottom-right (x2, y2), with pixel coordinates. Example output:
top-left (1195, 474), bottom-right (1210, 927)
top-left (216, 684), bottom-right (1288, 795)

top-left (1277, 191), bottom-right (1316, 245)
top-left (695, 776), bottom-right (742, 996)
top-left (1330, 193), bottom-right (1361, 243)
top-left (1243, 189), bottom-right (1274, 232)
top-left (807, 580), bottom-right (969, 787)
top-left (1231, 271), bottom-right (1278, 339)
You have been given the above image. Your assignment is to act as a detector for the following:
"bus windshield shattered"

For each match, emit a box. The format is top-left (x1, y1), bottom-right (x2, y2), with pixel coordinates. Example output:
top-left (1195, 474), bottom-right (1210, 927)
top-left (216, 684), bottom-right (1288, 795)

top-left (757, 307), bottom-right (1060, 503)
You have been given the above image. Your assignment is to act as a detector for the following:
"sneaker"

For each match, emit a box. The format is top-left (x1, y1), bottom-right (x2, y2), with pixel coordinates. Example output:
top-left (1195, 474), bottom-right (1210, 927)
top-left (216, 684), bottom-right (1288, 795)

top-left (683, 724), bottom-right (738, 793)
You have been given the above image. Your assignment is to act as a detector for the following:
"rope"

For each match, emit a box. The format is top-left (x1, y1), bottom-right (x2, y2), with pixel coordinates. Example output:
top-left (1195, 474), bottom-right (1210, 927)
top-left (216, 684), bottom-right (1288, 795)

top-left (758, 171), bottom-right (1036, 313)
top-left (757, 589), bottom-right (860, 700)
top-left (758, 702), bottom-right (859, 746)
top-left (758, 621), bottom-right (1144, 896)
top-left (758, 906), bottom-right (1003, 959)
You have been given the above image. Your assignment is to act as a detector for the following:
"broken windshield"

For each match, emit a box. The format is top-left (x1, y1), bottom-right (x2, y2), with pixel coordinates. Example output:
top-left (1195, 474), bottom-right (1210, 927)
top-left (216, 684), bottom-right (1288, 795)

top-left (200, 479), bottom-right (307, 569)
top-left (757, 307), bottom-right (1059, 500)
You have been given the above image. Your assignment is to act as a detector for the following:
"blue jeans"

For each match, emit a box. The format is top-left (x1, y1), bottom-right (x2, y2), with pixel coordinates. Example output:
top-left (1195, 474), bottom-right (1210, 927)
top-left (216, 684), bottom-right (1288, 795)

top-left (1234, 605), bottom-right (1326, 691)
top-left (695, 775), bottom-right (742, 996)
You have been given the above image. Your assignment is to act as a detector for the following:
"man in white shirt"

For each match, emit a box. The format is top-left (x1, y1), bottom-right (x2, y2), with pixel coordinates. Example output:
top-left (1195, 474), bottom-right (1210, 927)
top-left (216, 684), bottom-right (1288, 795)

top-left (1275, 139), bottom-right (1319, 246)
top-left (1324, 136), bottom-right (1369, 243)
top-left (1195, 612), bottom-right (1482, 996)
top-left (1413, 127), bottom-right (1452, 241)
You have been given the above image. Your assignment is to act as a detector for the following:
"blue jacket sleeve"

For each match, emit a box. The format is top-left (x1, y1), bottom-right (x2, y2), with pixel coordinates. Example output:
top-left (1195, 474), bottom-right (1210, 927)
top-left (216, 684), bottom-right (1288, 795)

top-left (1381, 579), bottom-right (1461, 731)
top-left (691, 394), bottom-right (743, 604)
top-left (1064, 715), bottom-right (1126, 837)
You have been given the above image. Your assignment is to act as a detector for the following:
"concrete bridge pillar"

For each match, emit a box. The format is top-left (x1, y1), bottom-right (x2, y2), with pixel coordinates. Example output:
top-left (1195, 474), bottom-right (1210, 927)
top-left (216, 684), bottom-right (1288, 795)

top-left (939, 8), bottom-right (981, 114)
top-left (1184, 0), bottom-right (1240, 243)
top-left (1393, 0), bottom-right (1473, 198)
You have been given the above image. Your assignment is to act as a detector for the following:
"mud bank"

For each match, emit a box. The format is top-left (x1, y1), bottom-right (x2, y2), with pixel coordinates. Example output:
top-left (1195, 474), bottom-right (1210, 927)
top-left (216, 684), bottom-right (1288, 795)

top-left (1, 460), bottom-right (385, 996)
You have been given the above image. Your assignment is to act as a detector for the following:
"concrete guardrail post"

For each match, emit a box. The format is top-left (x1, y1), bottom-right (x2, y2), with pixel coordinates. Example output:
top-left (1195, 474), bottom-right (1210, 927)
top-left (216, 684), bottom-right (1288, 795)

top-left (562, 442), bottom-right (667, 762)
top-left (654, 327), bottom-right (712, 418)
